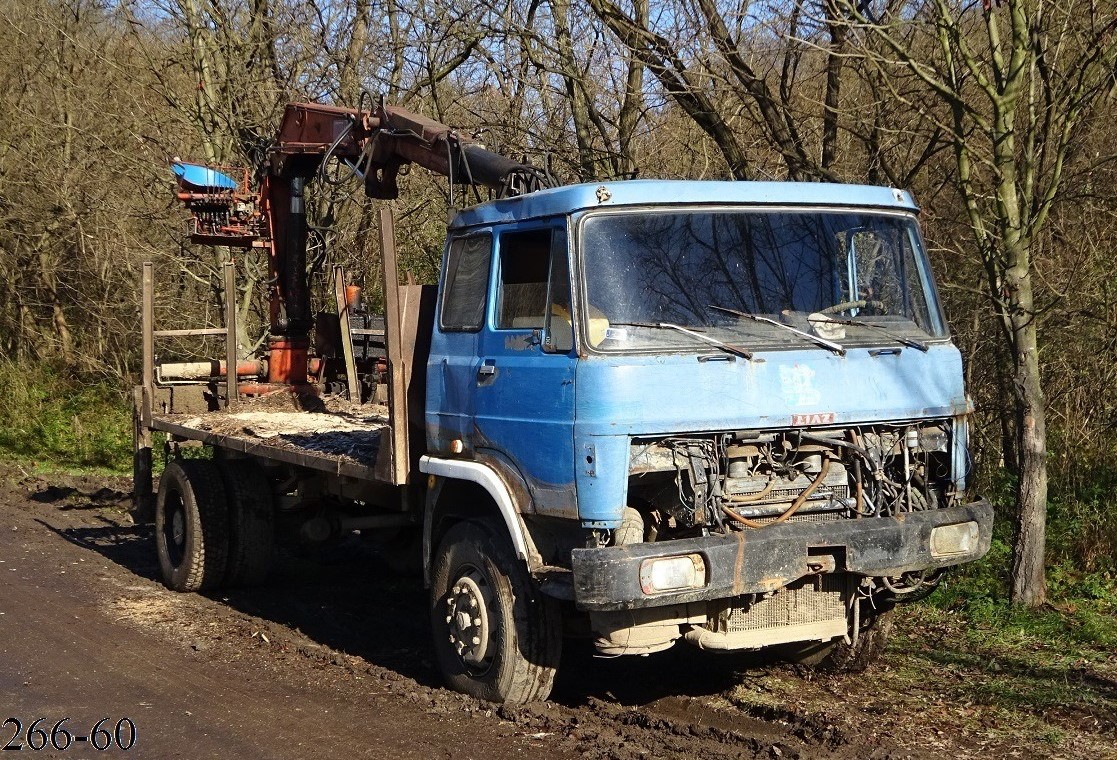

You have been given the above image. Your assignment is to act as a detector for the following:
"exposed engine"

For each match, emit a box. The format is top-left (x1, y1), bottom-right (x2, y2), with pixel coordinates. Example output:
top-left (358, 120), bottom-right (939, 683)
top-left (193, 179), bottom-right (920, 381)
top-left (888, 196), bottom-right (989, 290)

top-left (627, 423), bottom-right (957, 540)
top-left (588, 423), bottom-right (961, 656)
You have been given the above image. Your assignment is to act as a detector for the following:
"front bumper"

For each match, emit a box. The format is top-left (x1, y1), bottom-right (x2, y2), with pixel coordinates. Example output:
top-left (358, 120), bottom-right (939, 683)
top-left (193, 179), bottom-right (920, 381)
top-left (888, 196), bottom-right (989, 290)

top-left (570, 500), bottom-right (993, 611)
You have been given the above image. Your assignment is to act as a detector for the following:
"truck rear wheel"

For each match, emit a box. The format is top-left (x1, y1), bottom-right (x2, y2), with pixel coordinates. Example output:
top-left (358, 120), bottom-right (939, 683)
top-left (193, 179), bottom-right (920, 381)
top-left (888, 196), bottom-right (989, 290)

top-left (155, 460), bottom-right (230, 592)
top-left (781, 602), bottom-right (895, 672)
top-left (429, 518), bottom-right (561, 704)
top-left (217, 459), bottom-right (275, 587)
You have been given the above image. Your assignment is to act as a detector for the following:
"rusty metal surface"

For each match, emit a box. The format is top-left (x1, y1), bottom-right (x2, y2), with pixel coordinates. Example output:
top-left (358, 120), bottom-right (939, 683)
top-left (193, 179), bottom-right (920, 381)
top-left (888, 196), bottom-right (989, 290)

top-left (380, 208), bottom-right (408, 485)
top-left (224, 262), bottom-right (237, 406)
top-left (398, 283), bottom-right (436, 476)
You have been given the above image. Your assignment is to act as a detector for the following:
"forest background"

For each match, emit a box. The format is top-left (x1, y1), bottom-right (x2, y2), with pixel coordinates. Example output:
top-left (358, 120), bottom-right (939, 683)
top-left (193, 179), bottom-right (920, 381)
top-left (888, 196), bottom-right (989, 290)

top-left (0, 0), bottom-right (1114, 644)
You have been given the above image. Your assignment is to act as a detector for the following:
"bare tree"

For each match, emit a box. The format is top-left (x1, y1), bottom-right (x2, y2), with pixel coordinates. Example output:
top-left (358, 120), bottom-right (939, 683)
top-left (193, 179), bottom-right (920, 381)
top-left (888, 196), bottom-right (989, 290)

top-left (838, 0), bottom-right (1117, 606)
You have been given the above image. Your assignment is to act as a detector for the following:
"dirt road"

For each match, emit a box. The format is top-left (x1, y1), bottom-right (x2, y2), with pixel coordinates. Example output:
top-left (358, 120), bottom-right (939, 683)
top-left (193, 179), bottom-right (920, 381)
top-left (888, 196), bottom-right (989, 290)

top-left (0, 470), bottom-right (1110, 759)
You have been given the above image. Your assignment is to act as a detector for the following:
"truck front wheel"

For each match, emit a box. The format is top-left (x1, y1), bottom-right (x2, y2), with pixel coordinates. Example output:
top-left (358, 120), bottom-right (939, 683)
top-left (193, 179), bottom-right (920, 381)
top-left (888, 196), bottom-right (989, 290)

top-left (429, 519), bottom-right (561, 704)
top-left (155, 460), bottom-right (230, 592)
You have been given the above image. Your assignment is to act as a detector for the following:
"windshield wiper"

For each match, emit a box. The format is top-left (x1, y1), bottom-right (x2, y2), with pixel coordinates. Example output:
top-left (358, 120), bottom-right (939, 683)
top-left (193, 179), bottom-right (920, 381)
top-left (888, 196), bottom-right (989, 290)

top-left (610, 322), bottom-right (754, 360)
top-left (708, 305), bottom-right (845, 356)
top-left (813, 316), bottom-right (929, 352)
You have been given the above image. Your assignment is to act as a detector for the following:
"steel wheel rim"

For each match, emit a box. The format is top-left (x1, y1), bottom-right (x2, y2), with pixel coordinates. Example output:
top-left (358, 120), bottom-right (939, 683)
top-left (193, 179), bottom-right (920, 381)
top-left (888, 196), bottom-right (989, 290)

top-left (445, 564), bottom-right (496, 673)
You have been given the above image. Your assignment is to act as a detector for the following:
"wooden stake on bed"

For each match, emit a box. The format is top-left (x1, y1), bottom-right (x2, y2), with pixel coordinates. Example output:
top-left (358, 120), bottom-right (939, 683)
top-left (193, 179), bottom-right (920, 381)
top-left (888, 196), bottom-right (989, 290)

top-left (379, 208), bottom-right (409, 486)
top-left (333, 265), bottom-right (361, 403)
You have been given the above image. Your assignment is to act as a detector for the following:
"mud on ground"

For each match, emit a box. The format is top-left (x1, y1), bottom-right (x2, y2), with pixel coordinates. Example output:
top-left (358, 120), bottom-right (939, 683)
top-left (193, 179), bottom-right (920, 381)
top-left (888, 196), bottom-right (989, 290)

top-left (0, 468), bottom-right (1113, 759)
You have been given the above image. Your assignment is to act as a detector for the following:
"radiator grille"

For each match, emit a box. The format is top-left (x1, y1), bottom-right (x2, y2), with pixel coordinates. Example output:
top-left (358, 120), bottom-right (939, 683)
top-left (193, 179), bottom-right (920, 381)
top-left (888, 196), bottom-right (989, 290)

top-left (716, 575), bottom-right (850, 633)
top-left (725, 465), bottom-right (852, 518)
top-left (748, 511), bottom-right (843, 526)
top-left (757, 485), bottom-right (849, 505)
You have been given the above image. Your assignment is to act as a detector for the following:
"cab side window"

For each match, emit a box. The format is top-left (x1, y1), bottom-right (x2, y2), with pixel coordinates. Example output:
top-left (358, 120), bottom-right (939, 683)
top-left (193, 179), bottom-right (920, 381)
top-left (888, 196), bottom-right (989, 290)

top-left (440, 233), bottom-right (492, 331)
top-left (496, 228), bottom-right (573, 352)
top-left (497, 229), bottom-right (551, 329)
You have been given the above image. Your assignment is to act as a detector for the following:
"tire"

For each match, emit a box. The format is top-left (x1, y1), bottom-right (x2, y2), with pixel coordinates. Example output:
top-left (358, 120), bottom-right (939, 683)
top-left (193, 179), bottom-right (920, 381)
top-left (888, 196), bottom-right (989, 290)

top-left (781, 601), bottom-right (895, 673)
top-left (217, 459), bottom-right (275, 587)
top-left (155, 460), bottom-right (230, 592)
top-left (430, 518), bottom-right (562, 704)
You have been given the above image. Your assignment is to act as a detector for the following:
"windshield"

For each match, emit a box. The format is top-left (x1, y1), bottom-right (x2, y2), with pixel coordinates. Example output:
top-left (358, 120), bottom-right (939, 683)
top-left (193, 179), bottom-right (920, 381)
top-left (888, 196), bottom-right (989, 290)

top-left (579, 208), bottom-right (944, 352)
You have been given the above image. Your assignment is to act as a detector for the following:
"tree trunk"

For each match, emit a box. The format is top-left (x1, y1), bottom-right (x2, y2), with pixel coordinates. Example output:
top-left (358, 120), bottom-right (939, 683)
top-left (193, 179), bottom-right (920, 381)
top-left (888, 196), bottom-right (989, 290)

top-left (179, 0), bottom-right (225, 163)
top-left (821, 0), bottom-right (846, 172)
top-left (1008, 275), bottom-right (1048, 606)
top-left (585, 0), bottom-right (752, 180)
top-left (339, 0), bottom-right (370, 105)
top-left (553, 0), bottom-right (598, 182)
top-left (996, 342), bottom-right (1019, 476)
top-left (615, 0), bottom-right (646, 177)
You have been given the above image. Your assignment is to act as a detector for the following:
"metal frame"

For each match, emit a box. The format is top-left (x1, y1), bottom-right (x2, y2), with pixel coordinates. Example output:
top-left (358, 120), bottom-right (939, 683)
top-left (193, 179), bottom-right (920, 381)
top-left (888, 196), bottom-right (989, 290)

top-left (133, 211), bottom-right (421, 513)
top-left (133, 260), bottom-right (240, 515)
top-left (149, 416), bottom-right (390, 481)
top-left (140, 260), bottom-right (239, 406)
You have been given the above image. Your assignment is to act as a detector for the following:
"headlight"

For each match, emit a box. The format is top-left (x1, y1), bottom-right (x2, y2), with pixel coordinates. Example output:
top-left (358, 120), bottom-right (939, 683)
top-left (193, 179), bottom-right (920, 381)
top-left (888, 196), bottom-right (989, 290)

top-left (930, 521), bottom-right (979, 558)
top-left (639, 554), bottom-right (707, 594)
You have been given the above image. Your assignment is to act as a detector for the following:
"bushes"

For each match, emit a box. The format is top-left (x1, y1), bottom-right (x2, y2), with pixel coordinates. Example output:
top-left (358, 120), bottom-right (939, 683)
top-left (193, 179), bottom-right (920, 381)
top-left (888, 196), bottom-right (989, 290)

top-left (1047, 474), bottom-right (1117, 576)
top-left (0, 361), bottom-right (131, 472)
top-left (925, 482), bottom-right (1117, 653)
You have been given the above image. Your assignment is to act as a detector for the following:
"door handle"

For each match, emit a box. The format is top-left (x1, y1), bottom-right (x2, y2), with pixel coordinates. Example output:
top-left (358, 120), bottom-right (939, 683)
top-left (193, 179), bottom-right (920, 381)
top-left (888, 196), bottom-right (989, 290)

top-left (477, 362), bottom-right (497, 379)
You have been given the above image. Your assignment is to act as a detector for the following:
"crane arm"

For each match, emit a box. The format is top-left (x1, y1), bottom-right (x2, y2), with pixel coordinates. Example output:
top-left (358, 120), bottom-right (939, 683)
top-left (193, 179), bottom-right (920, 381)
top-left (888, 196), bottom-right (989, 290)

top-left (269, 101), bottom-right (551, 198)
top-left (172, 100), bottom-right (556, 387)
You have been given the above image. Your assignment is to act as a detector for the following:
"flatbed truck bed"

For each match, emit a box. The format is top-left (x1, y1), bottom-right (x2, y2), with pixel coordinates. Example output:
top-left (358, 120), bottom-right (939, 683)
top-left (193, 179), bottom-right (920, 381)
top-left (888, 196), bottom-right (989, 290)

top-left (149, 401), bottom-right (394, 482)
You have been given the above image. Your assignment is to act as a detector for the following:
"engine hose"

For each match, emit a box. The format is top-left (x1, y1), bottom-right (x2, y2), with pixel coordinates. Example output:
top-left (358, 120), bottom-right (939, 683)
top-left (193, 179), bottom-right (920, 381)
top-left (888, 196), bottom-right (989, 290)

top-left (881, 572), bottom-right (938, 595)
top-left (799, 432), bottom-right (879, 474)
top-left (722, 458), bottom-right (831, 529)
top-left (853, 458), bottom-right (865, 516)
top-left (723, 477), bottom-right (776, 503)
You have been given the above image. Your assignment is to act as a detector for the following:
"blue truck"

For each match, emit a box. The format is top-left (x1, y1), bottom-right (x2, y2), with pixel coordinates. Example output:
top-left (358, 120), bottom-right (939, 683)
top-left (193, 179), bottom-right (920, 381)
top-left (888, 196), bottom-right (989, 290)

top-left (136, 101), bottom-right (993, 705)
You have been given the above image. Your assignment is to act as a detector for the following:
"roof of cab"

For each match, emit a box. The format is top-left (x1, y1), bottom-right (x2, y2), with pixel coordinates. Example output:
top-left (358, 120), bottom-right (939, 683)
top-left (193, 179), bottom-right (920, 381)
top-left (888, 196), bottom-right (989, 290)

top-left (448, 179), bottom-right (919, 230)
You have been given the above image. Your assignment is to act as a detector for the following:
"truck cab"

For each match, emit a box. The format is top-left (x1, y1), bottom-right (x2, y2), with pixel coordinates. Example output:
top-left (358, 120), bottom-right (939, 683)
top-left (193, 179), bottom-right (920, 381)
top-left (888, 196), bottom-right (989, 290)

top-left (419, 180), bottom-right (992, 701)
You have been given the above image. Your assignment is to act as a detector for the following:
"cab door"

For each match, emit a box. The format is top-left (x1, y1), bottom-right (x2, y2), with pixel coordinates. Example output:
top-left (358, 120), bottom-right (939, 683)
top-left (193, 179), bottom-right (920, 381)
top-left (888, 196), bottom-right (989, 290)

top-left (472, 222), bottom-right (578, 516)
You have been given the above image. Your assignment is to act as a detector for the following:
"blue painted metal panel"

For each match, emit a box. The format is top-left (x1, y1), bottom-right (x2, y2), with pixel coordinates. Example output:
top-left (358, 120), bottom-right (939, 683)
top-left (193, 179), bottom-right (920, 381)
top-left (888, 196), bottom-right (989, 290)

top-left (426, 220), bottom-right (579, 516)
top-left (427, 337), bottom-right (482, 450)
top-left (471, 220), bottom-right (578, 516)
top-left (450, 180), bottom-right (917, 231)
top-left (428, 180), bottom-right (969, 532)
top-left (572, 344), bottom-right (968, 528)
top-left (471, 337), bottom-right (578, 516)
top-left (426, 234), bottom-right (486, 453)
top-left (172, 162), bottom-right (238, 190)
